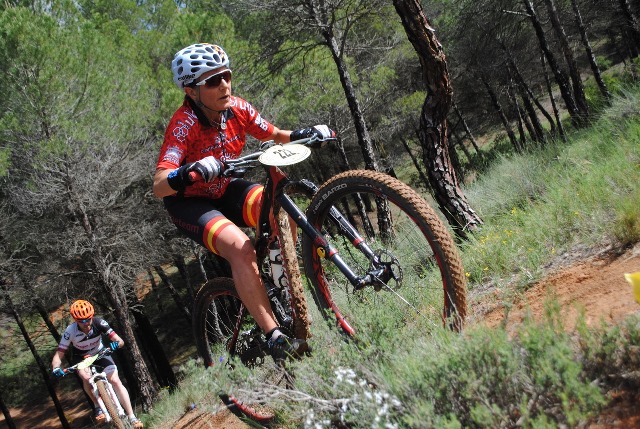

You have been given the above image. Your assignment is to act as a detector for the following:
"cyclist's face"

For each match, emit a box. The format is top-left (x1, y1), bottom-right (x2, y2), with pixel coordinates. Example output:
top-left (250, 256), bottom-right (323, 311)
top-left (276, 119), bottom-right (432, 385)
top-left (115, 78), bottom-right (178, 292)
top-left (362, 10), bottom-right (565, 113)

top-left (75, 317), bottom-right (92, 331)
top-left (187, 67), bottom-right (232, 112)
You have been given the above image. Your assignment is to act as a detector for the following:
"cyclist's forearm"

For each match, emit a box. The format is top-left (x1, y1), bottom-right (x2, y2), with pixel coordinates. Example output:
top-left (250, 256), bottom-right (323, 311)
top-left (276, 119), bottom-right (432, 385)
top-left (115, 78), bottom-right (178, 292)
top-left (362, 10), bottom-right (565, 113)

top-left (268, 126), bottom-right (292, 144)
top-left (153, 168), bottom-right (177, 198)
top-left (51, 350), bottom-right (64, 369)
top-left (111, 333), bottom-right (125, 349)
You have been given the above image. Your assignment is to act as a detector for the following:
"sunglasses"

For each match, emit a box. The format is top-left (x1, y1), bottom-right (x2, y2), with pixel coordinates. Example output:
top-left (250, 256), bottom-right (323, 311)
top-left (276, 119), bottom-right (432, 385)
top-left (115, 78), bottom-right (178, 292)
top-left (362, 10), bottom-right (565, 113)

top-left (194, 70), bottom-right (232, 88)
top-left (75, 318), bottom-right (92, 324)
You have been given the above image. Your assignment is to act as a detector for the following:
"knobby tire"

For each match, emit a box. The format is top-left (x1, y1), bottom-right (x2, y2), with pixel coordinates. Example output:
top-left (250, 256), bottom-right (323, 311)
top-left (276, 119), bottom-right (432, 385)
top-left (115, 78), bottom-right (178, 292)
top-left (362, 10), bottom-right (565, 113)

top-left (274, 205), bottom-right (310, 340)
top-left (302, 169), bottom-right (467, 334)
top-left (96, 379), bottom-right (124, 429)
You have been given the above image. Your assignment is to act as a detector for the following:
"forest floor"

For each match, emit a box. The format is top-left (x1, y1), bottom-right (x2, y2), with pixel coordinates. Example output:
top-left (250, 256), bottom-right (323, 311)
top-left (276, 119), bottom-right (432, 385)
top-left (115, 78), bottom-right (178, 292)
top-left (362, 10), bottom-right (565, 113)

top-left (2, 244), bottom-right (639, 429)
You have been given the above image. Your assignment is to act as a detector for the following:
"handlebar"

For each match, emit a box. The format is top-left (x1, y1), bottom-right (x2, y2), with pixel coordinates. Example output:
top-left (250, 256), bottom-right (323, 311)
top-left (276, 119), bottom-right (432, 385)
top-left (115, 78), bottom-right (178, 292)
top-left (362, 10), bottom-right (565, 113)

top-left (188, 135), bottom-right (336, 182)
top-left (61, 347), bottom-right (112, 375)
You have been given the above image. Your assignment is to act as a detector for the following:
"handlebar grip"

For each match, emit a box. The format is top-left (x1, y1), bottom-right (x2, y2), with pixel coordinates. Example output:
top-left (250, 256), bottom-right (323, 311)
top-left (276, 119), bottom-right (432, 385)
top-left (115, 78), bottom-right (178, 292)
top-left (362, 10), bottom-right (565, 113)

top-left (189, 171), bottom-right (203, 182)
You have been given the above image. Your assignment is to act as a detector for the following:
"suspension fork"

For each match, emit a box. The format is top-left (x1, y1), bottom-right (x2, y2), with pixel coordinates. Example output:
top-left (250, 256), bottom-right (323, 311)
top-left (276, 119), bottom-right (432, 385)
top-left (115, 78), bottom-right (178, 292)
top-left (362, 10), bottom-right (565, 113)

top-left (289, 180), bottom-right (379, 260)
top-left (90, 371), bottom-right (125, 421)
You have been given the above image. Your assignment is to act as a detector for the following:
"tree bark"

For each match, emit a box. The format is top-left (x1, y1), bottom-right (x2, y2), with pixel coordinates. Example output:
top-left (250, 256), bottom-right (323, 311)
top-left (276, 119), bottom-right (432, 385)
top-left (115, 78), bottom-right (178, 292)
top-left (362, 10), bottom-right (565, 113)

top-left (540, 54), bottom-right (567, 141)
top-left (452, 102), bottom-right (482, 156)
top-left (0, 389), bottom-right (17, 429)
top-left (154, 265), bottom-right (192, 326)
top-left (399, 135), bottom-right (431, 192)
top-left (618, 0), bottom-right (640, 57)
top-left (128, 292), bottom-right (177, 389)
top-left (173, 254), bottom-right (195, 302)
top-left (320, 28), bottom-right (380, 172)
top-left (571, 0), bottom-right (612, 101)
top-left (75, 204), bottom-right (158, 410)
top-left (543, 0), bottom-right (589, 119)
top-left (523, 0), bottom-right (583, 126)
top-left (507, 80), bottom-right (528, 150)
top-left (392, 0), bottom-right (482, 238)
top-left (500, 41), bottom-right (557, 136)
top-left (481, 74), bottom-right (521, 152)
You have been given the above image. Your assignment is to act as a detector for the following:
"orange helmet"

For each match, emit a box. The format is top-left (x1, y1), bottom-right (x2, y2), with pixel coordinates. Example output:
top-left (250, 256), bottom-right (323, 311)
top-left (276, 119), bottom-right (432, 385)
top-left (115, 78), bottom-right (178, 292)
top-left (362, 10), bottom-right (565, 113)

top-left (70, 300), bottom-right (94, 320)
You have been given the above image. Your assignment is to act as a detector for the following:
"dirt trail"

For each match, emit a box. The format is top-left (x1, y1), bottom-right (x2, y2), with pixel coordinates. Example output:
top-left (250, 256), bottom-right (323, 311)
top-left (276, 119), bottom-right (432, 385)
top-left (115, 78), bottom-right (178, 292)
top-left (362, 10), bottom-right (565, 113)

top-left (477, 244), bottom-right (640, 332)
top-left (3, 245), bottom-right (639, 429)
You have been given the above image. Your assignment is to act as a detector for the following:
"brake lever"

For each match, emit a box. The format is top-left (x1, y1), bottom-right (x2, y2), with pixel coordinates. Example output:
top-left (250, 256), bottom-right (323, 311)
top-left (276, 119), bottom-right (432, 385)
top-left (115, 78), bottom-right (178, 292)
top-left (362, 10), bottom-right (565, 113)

top-left (259, 140), bottom-right (276, 150)
top-left (222, 167), bottom-right (247, 178)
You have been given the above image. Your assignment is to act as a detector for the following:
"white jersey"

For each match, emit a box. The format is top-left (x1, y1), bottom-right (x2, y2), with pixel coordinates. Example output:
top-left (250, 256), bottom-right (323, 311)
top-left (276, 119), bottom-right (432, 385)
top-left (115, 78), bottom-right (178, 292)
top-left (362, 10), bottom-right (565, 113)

top-left (57, 316), bottom-right (116, 358)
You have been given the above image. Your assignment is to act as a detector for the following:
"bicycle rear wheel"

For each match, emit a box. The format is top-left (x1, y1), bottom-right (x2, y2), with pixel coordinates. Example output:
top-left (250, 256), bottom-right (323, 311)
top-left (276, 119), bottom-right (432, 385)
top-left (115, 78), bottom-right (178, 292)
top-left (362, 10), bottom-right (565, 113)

top-left (192, 278), bottom-right (295, 425)
top-left (302, 170), bottom-right (467, 335)
top-left (96, 379), bottom-right (125, 429)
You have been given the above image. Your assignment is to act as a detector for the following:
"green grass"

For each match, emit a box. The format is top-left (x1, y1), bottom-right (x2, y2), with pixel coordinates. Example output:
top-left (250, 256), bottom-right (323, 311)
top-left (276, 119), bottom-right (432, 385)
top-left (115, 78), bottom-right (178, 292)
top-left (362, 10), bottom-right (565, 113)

top-left (142, 85), bottom-right (640, 428)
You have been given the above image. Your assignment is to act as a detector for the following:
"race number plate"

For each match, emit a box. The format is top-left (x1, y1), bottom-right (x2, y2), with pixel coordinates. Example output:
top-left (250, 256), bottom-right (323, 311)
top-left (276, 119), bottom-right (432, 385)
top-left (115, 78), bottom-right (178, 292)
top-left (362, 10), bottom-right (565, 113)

top-left (258, 143), bottom-right (311, 166)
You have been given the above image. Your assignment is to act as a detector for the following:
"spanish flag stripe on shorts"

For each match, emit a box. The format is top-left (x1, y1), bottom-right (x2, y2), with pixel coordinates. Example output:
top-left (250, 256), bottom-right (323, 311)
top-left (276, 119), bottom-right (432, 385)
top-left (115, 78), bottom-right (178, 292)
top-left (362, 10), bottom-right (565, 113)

top-left (243, 186), bottom-right (263, 228)
top-left (204, 216), bottom-right (234, 255)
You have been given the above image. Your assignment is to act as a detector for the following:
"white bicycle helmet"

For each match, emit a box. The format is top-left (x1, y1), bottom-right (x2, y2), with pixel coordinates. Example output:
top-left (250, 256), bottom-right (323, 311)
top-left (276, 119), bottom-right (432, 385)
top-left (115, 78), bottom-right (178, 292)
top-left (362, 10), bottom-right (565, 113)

top-left (172, 43), bottom-right (230, 88)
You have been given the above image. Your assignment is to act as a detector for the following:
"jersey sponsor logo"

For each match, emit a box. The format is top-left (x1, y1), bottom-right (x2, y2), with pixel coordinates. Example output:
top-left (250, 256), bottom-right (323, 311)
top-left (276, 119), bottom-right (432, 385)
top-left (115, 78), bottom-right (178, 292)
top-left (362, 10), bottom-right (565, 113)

top-left (200, 135), bottom-right (224, 153)
top-left (232, 98), bottom-right (256, 117)
top-left (172, 110), bottom-right (198, 143)
top-left (63, 332), bottom-right (70, 340)
top-left (162, 146), bottom-right (183, 165)
top-left (170, 215), bottom-right (200, 234)
top-left (254, 114), bottom-right (269, 132)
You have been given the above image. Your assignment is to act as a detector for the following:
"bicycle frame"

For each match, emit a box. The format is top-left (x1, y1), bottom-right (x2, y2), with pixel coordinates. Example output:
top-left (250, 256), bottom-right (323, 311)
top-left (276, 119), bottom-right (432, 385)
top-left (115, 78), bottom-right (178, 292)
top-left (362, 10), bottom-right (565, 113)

top-left (230, 139), bottom-right (398, 335)
top-left (242, 140), bottom-right (387, 291)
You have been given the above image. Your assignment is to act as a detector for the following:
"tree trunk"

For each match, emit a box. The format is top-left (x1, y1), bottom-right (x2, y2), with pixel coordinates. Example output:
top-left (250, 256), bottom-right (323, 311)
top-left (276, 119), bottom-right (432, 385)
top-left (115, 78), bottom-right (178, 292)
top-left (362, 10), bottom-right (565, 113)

top-left (501, 42), bottom-right (557, 136)
top-left (21, 281), bottom-right (61, 342)
top-left (392, 0), bottom-right (482, 238)
top-left (520, 87), bottom-right (546, 144)
top-left (523, 0), bottom-right (583, 126)
top-left (1, 282), bottom-right (70, 429)
top-left (173, 254), bottom-right (195, 302)
top-left (321, 30), bottom-right (380, 172)
top-left (399, 135), bottom-right (431, 192)
top-left (540, 54), bottom-right (567, 141)
top-left (0, 389), bottom-right (17, 429)
top-left (481, 74), bottom-right (521, 152)
top-left (571, 0), bottom-right (612, 101)
top-left (507, 80), bottom-right (528, 150)
top-left (147, 268), bottom-right (164, 313)
top-left (102, 280), bottom-right (158, 411)
top-left (154, 265), bottom-right (192, 326)
top-left (128, 292), bottom-right (177, 389)
top-left (452, 102), bottom-right (482, 155)
top-left (447, 128), bottom-right (466, 183)
top-left (543, 0), bottom-right (589, 120)
top-left (451, 129), bottom-right (473, 164)
top-left (618, 0), bottom-right (640, 57)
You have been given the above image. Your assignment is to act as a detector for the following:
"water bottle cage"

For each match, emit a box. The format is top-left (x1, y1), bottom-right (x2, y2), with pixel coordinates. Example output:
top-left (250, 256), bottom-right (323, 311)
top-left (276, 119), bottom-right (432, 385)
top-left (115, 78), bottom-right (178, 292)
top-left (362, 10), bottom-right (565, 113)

top-left (269, 244), bottom-right (289, 289)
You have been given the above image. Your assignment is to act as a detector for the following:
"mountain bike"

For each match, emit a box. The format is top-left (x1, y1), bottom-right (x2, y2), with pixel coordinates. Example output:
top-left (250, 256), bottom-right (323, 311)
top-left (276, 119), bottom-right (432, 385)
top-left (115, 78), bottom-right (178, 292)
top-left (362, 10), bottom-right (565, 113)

top-left (191, 136), bottom-right (467, 423)
top-left (59, 348), bottom-right (127, 429)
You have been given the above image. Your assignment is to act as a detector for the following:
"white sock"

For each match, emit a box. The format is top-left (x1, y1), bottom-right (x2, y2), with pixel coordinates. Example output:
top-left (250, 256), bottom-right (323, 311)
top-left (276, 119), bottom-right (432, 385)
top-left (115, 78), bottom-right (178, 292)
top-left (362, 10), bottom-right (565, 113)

top-left (270, 329), bottom-right (283, 342)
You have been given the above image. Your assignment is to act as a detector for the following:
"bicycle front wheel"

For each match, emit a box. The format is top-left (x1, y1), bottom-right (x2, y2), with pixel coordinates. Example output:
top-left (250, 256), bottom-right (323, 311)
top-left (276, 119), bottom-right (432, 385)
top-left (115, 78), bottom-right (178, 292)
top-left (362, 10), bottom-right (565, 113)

top-left (302, 170), bottom-right (467, 335)
top-left (96, 379), bottom-right (124, 429)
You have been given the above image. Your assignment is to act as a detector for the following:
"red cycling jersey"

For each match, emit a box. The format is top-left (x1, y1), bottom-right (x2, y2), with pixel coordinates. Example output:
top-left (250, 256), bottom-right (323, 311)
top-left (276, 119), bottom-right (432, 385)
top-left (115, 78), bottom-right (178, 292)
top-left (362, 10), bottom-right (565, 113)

top-left (156, 95), bottom-right (275, 199)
